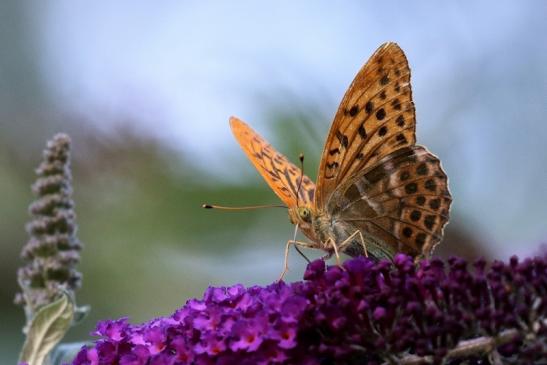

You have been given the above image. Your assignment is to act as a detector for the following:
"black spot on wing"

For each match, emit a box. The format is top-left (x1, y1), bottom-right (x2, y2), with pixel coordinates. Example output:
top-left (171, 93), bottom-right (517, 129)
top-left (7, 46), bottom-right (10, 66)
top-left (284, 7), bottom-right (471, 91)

top-left (410, 210), bottom-right (421, 222)
top-left (358, 124), bottom-right (367, 139)
top-left (391, 98), bottom-right (402, 110)
top-left (365, 101), bottom-right (374, 114)
top-left (405, 182), bottom-right (418, 194)
top-left (348, 105), bottom-right (359, 117)
top-left (416, 163), bottom-right (428, 176)
top-left (336, 131), bottom-right (349, 148)
top-left (424, 215), bottom-right (436, 230)
top-left (425, 179), bottom-right (436, 192)
top-left (376, 108), bottom-right (386, 120)
top-left (402, 227), bottom-right (413, 238)
top-left (396, 134), bottom-right (407, 144)
top-left (429, 199), bottom-right (440, 210)
top-left (378, 126), bottom-right (388, 136)
top-left (329, 148), bottom-right (340, 156)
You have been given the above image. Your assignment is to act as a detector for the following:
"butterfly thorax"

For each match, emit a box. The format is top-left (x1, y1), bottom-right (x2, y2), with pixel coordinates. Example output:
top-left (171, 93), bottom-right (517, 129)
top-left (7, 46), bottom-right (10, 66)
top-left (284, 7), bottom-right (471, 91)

top-left (310, 210), bottom-right (337, 252)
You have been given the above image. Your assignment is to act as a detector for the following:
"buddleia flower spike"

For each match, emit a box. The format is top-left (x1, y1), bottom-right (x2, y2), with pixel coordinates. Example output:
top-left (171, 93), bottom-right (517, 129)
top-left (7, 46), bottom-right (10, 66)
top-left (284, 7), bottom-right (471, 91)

top-left (15, 133), bottom-right (84, 327)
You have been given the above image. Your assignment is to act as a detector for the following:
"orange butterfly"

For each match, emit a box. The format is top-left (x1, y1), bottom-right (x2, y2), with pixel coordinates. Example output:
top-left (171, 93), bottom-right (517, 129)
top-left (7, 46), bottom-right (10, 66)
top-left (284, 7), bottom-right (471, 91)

top-left (223, 42), bottom-right (451, 277)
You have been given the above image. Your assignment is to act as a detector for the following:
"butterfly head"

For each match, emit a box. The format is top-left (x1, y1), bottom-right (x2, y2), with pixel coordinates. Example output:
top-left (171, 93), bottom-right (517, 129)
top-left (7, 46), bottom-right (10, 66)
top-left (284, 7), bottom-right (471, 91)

top-left (288, 206), bottom-right (314, 230)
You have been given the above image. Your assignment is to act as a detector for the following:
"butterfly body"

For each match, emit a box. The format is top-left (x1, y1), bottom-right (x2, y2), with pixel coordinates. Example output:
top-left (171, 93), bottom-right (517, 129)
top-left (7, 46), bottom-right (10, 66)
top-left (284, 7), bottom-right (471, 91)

top-left (229, 42), bottom-right (452, 264)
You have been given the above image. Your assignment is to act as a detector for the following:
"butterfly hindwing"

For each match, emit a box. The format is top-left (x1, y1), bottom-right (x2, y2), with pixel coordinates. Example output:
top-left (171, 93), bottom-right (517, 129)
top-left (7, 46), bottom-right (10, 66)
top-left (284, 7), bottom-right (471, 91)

top-left (230, 117), bottom-right (315, 208)
top-left (316, 42), bottom-right (416, 208)
top-left (326, 146), bottom-right (451, 258)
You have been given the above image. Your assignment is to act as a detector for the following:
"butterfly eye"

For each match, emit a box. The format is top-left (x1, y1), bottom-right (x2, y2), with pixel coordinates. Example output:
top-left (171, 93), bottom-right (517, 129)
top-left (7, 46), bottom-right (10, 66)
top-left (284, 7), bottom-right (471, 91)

top-left (299, 208), bottom-right (311, 223)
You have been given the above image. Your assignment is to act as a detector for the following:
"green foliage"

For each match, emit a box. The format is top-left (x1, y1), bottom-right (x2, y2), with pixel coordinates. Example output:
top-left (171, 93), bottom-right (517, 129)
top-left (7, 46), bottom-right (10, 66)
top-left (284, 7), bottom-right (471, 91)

top-left (19, 291), bottom-right (74, 365)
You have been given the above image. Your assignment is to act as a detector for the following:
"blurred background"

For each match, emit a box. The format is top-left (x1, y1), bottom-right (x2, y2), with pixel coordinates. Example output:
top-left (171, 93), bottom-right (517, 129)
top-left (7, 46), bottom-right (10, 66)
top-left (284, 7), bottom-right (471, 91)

top-left (1, 0), bottom-right (546, 361)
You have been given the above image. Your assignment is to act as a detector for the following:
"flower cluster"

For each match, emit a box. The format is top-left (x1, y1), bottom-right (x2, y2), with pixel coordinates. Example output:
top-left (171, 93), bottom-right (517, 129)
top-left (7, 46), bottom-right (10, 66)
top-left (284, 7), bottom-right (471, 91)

top-left (74, 283), bottom-right (313, 364)
top-left (15, 134), bottom-right (82, 323)
top-left (73, 255), bottom-right (546, 364)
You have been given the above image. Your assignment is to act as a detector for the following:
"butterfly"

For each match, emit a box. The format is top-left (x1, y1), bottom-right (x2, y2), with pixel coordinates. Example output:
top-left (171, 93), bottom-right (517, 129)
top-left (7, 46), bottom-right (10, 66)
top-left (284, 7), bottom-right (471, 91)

top-left (228, 42), bottom-right (451, 274)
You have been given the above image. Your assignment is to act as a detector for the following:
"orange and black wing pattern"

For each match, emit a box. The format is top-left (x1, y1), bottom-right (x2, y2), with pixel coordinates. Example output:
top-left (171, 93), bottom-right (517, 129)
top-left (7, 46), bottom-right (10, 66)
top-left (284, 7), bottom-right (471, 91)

top-left (328, 146), bottom-right (451, 259)
top-left (230, 117), bottom-right (315, 208)
top-left (315, 42), bottom-right (416, 208)
top-left (313, 42), bottom-right (451, 259)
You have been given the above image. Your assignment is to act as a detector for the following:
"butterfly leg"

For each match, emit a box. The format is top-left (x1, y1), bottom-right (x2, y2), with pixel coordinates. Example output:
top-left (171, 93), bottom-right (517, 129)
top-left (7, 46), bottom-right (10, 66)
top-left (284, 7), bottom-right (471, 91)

top-left (279, 239), bottom-right (319, 282)
top-left (337, 230), bottom-right (368, 257)
top-left (325, 238), bottom-right (344, 268)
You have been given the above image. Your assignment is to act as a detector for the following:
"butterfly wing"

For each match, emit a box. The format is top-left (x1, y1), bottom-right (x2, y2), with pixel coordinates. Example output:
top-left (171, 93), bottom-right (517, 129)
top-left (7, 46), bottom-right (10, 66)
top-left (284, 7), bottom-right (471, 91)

top-left (327, 146), bottom-right (451, 259)
top-left (315, 42), bottom-right (416, 208)
top-left (230, 116), bottom-right (315, 208)
top-left (314, 42), bottom-right (451, 258)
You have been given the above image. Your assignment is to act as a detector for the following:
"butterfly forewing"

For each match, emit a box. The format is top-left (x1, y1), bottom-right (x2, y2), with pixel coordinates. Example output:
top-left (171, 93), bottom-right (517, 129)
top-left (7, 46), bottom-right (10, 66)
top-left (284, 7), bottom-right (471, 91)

top-left (230, 117), bottom-right (315, 208)
top-left (315, 42), bottom-right (416, 208)
top-left (327, 146), bottom-right (451, 258)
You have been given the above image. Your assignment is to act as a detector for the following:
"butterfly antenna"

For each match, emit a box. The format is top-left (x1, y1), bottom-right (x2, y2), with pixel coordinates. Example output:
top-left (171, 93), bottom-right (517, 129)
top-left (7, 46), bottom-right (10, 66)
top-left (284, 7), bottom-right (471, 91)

top-left (296, 153), bottom-right (305, 208)
top-left (202, 203), bottom-right (287, 210)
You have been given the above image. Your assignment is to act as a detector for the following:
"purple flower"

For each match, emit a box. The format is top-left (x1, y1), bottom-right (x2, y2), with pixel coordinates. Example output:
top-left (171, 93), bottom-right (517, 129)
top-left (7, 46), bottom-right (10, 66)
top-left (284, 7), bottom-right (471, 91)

top-left (119, 345), bottom-right (149, 365)
top-left (93, 318), bottom-right (128, 342)
top-left (230, 319), bottom-right (264, 352)
top-left (171, 336), bottom-right (194, 363)
top-left (270, 323), bottom-right (297, 349)
top-left (280, 296), bottom-right (307, 323)
top-left (195, 333), bottom-right (227, 355)
top-left (372, 306), bottom-right (387, 320)
top-left (143, 326), bottom-right (166, 354)
top-left (73, 254), bottom-right (547, 364)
